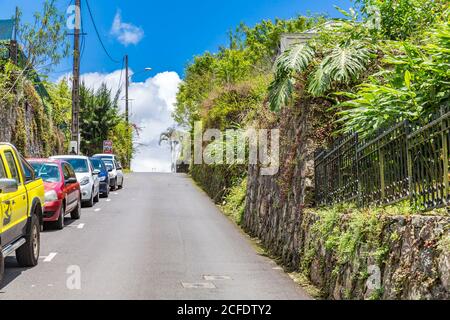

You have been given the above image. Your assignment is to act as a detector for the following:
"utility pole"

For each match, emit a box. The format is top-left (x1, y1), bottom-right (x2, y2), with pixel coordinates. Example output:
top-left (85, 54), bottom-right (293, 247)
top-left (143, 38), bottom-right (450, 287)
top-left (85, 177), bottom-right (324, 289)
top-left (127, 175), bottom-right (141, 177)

top-left (71, 0), bottom-right (81, 154)
top-left (125, 54), bottom-right (131, 168)
top-left (125, 54), bottom-right (129, 125)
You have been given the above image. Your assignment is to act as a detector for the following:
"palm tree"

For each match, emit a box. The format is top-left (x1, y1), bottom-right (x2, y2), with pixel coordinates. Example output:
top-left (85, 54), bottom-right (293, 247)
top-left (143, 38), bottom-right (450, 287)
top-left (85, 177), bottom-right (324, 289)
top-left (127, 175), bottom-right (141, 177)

top-left (159, 127), bottom-right (180, 173)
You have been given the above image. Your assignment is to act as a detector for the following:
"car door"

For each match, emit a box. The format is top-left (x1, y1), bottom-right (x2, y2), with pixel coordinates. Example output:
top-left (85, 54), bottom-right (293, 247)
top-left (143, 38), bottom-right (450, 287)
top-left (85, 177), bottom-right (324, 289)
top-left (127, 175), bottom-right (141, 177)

top-left (88, 159), bottom-right (99, 195)
top-left (1, 150), bottom-right (27, 244)
top-left (67, 165), bottom-right (81, 204)
top-left (0, 155), bottom-right (11, 239)
top-left (62, 164), bottom-right (76, 211)
top-left (115, 160), bottom-right (123, 184)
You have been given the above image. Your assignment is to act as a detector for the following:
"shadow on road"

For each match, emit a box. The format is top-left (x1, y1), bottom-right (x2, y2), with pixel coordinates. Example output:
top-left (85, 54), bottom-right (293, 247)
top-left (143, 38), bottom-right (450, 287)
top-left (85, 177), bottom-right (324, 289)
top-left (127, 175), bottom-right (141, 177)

top-left (0, 257), bottom-right (32, 291)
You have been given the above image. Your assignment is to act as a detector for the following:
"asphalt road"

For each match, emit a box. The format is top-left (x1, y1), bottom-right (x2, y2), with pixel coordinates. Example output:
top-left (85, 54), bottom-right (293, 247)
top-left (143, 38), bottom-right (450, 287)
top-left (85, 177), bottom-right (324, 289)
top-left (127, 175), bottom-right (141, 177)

top-left (0, 173), bottom-right (311, 300)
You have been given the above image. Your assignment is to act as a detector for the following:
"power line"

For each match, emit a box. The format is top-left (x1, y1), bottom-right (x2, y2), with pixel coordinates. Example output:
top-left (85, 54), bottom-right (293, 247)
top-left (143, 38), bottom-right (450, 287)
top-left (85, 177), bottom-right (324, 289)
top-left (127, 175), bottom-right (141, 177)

top-left (84, 0), bottom-right (121, 64)
top-left (116, 56), bottom-right (125, 96)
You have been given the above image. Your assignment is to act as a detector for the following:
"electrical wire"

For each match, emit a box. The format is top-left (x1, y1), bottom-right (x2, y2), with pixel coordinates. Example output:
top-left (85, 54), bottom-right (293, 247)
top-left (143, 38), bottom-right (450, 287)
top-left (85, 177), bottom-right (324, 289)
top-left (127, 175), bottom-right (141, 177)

top-left (116, 56), bottom-right (125, 95)
top-left (84, 0), bottom-right (121, 64)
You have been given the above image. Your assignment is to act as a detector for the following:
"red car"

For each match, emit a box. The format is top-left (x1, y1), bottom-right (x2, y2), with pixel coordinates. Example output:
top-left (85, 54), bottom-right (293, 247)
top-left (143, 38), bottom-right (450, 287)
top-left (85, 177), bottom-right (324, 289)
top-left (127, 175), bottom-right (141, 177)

top-left (28, 159), bottom-right (82, 230)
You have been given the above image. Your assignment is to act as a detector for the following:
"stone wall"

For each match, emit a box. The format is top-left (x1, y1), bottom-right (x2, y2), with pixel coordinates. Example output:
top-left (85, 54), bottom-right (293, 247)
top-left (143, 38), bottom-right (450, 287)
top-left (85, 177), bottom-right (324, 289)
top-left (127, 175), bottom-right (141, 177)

top-left (242, 100), bottom-right (450, 300)
top-left (0, 81), bottom-right (64, 157)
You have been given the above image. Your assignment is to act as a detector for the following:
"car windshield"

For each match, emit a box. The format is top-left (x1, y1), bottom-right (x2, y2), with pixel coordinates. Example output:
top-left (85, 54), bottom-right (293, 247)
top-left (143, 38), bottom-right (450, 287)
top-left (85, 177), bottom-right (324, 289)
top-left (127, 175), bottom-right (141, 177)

top-left (103, 159), bottom-right (114, 170)
top-left (30, 162), bottom-right (61, 183)
top-left (90, 159), bottom-right (104, 171)
top-left (61, 159), bottom-right (89, 173)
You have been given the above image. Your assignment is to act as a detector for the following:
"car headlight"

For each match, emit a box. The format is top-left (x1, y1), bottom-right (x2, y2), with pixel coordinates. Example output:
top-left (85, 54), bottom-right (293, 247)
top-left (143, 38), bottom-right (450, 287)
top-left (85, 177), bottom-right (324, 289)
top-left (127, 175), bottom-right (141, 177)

top-left (108, 172), bottom-right (114, 179)
top-left (80, 177), bottom-right (90, 186)
top-left (99, 176), bottom-right (106, 182)
top-left (45, 190), bottom-right (58, 202)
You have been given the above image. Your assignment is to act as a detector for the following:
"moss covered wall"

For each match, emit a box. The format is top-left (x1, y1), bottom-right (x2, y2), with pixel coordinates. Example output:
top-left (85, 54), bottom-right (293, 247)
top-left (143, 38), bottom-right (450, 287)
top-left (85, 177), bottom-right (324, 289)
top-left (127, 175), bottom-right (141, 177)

top-left (0, 80), bottom-right (64, 157)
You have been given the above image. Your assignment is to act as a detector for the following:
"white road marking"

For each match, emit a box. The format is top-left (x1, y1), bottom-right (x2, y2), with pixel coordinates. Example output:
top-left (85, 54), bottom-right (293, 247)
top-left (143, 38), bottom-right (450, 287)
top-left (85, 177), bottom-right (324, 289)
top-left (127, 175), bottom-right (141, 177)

top-left (181, 282), bottom-right (216, 289)
top-left (67, 224), bottom-right (84, 229)
top-left (94, 208), bottom-right (101, 212)
top-left (40, 252), bottom-right (58, 262)
top-left (272, 267), bottom-right (283, 270)
top-left (203, 275), bottom-right (232, 281)
top-left (106, 199), bottom-right (111, 202)
top-left (113, 192), bottom-right (119, 195)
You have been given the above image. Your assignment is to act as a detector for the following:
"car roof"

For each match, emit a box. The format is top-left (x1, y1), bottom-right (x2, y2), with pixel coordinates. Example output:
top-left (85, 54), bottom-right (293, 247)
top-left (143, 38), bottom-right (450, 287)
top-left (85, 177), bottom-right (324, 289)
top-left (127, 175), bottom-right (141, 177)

top-left (93, 154), bottom-right (116, 157)
top-left (51, 155), bottom-right (90, 160)
top-left (28, 158), bottom-right (62, 164)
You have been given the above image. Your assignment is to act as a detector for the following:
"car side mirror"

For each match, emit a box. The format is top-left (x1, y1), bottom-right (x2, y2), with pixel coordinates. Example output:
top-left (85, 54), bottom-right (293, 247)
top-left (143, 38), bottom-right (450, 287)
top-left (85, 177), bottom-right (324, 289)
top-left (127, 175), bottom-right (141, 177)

top-left (0, 179), bottom-right (18, 194)
top-left (107, 168), bottom-right (113, 172)
top-left (66, 177), bottom-right (78, 184)
top-left (93, 169), bottom-right (100, 175)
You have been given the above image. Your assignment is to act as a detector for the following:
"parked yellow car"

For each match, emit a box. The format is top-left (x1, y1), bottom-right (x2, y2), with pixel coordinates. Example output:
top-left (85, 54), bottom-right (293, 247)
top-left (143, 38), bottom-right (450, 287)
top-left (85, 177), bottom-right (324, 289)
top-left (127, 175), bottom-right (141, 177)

top-left (0, 143), bottom-right (45, 284)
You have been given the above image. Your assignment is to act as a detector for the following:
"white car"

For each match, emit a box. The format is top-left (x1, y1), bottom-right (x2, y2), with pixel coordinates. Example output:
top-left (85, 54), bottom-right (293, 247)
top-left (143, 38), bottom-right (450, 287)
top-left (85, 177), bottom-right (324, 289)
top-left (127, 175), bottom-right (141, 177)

top-left (51, 155), bottom-right (100, 207)
top-left (92, 154), bottom-right (124, 190)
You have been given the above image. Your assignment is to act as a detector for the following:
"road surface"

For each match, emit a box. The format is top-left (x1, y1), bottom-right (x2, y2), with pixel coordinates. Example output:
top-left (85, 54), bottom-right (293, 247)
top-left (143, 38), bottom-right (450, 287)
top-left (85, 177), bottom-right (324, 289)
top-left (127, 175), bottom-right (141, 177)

top-left (0, 173), bottom-right (311, 300)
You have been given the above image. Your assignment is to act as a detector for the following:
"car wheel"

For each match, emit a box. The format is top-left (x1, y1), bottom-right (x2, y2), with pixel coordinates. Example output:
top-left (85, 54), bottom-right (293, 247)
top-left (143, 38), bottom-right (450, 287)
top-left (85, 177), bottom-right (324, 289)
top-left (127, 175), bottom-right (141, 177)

top-left (118, 178), bottom-right (123, 189)
top-left (103, 186), bottom-right (109, 198)
top-left (71, 198), bottom-right (81, 219)
top-left (55, 205), bottom-right (65, 230)
top-left (112, 178), bottom-right (118, 191)
top-left (16, 214), bottom-right (40, 267)
top-left (84, 191), bottom-right (94, 208)
top-left (94, 189), bottom-right (99, 203)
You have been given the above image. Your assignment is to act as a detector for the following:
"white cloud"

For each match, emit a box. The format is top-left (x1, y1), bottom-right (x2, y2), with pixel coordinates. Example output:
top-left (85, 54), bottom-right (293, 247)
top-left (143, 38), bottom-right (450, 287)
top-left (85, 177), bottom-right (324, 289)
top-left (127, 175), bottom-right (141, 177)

top-left (110, 10), bottom-right (144, 46)
top-left (58, 69), bottom-right (182, 172)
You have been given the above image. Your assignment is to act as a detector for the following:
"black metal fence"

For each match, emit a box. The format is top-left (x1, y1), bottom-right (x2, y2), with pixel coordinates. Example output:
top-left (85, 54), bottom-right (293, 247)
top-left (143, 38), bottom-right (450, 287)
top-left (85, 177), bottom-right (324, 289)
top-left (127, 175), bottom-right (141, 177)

top-left (315, 108), bottom-right (450, 212)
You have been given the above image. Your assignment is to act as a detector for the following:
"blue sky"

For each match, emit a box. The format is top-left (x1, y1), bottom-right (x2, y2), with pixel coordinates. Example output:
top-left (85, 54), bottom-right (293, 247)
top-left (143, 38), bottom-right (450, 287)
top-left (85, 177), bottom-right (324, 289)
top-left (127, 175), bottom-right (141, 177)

top-left (0, 0), bottom-right (353, 171)
top-left (1, 0), bottom-right (353, 80)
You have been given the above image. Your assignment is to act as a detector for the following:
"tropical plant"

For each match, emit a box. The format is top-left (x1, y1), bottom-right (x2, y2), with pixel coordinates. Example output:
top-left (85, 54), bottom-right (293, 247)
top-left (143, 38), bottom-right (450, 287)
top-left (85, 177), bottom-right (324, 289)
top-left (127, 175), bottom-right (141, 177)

top-left (16, 0), bottom-right (70, 73)
top-left (45, 78), bottom-right (72, 147)
top-left (336, 18), bottom-right (450, 135)
top-left (355, 0), bottom-right (448, 40)
top-left (159, 127), bottom-right (180, 173)
top-left (268, 17), bottom-right (376, 111)
top-left (79, 83), bottom-right (121, 155)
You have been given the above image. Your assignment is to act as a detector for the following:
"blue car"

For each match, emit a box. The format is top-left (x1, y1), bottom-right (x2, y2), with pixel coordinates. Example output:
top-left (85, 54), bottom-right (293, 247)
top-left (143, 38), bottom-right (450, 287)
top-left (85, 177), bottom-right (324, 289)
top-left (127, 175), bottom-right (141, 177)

top-left (90, 157), bottom-right (110, 198)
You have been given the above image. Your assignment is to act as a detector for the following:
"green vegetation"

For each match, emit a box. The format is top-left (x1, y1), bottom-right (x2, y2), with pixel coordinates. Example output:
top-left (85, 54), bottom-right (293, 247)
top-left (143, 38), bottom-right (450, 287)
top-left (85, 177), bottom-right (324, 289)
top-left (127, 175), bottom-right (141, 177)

top-left (269, 1), bottom-right (449, 136)
top-left (311, 204), bottom-right (387, 266)
top-left (220, 177), bottom-right (247, 225)
top-left (79, 83), bottom-right (134, 167)
top-left (0, 3), bottom-right (133, 163)
top-left (174, 15), bottom-right (325, 128)
top-left (16, 0), bottom-right (70, 73)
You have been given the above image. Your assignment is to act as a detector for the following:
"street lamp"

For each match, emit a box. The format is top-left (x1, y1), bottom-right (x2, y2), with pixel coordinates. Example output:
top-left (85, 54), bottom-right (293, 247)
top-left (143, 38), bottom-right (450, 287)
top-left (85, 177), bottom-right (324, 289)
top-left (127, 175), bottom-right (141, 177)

top-left (129, 67), bottom-right (153, 79)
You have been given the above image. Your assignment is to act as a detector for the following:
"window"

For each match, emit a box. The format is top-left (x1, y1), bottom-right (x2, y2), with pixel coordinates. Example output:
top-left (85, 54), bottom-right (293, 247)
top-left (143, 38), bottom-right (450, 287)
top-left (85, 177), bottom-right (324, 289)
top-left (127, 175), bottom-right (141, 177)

top-left (4, 151), bottom-right (20, 184)
top-left (21, 158), bottom-right (35, 182)
top-left (0, 158), bottom-right (6, 179)
top-left (61, 159), bottom-right (89, 173)
top-left (62, 164), bottom-right (71, 181)
top-left (30, 162), bottom-right (61, 183)
top-left (67, 164), bottom-right (76, 179)
top-left (90, 158), bottom-right (104, 171)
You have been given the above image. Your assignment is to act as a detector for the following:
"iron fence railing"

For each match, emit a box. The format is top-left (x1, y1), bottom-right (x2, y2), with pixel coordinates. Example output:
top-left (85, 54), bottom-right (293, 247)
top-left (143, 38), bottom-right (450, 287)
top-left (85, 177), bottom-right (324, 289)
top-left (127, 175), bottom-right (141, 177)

top-left (315, 107), bottom-right (450, 213)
